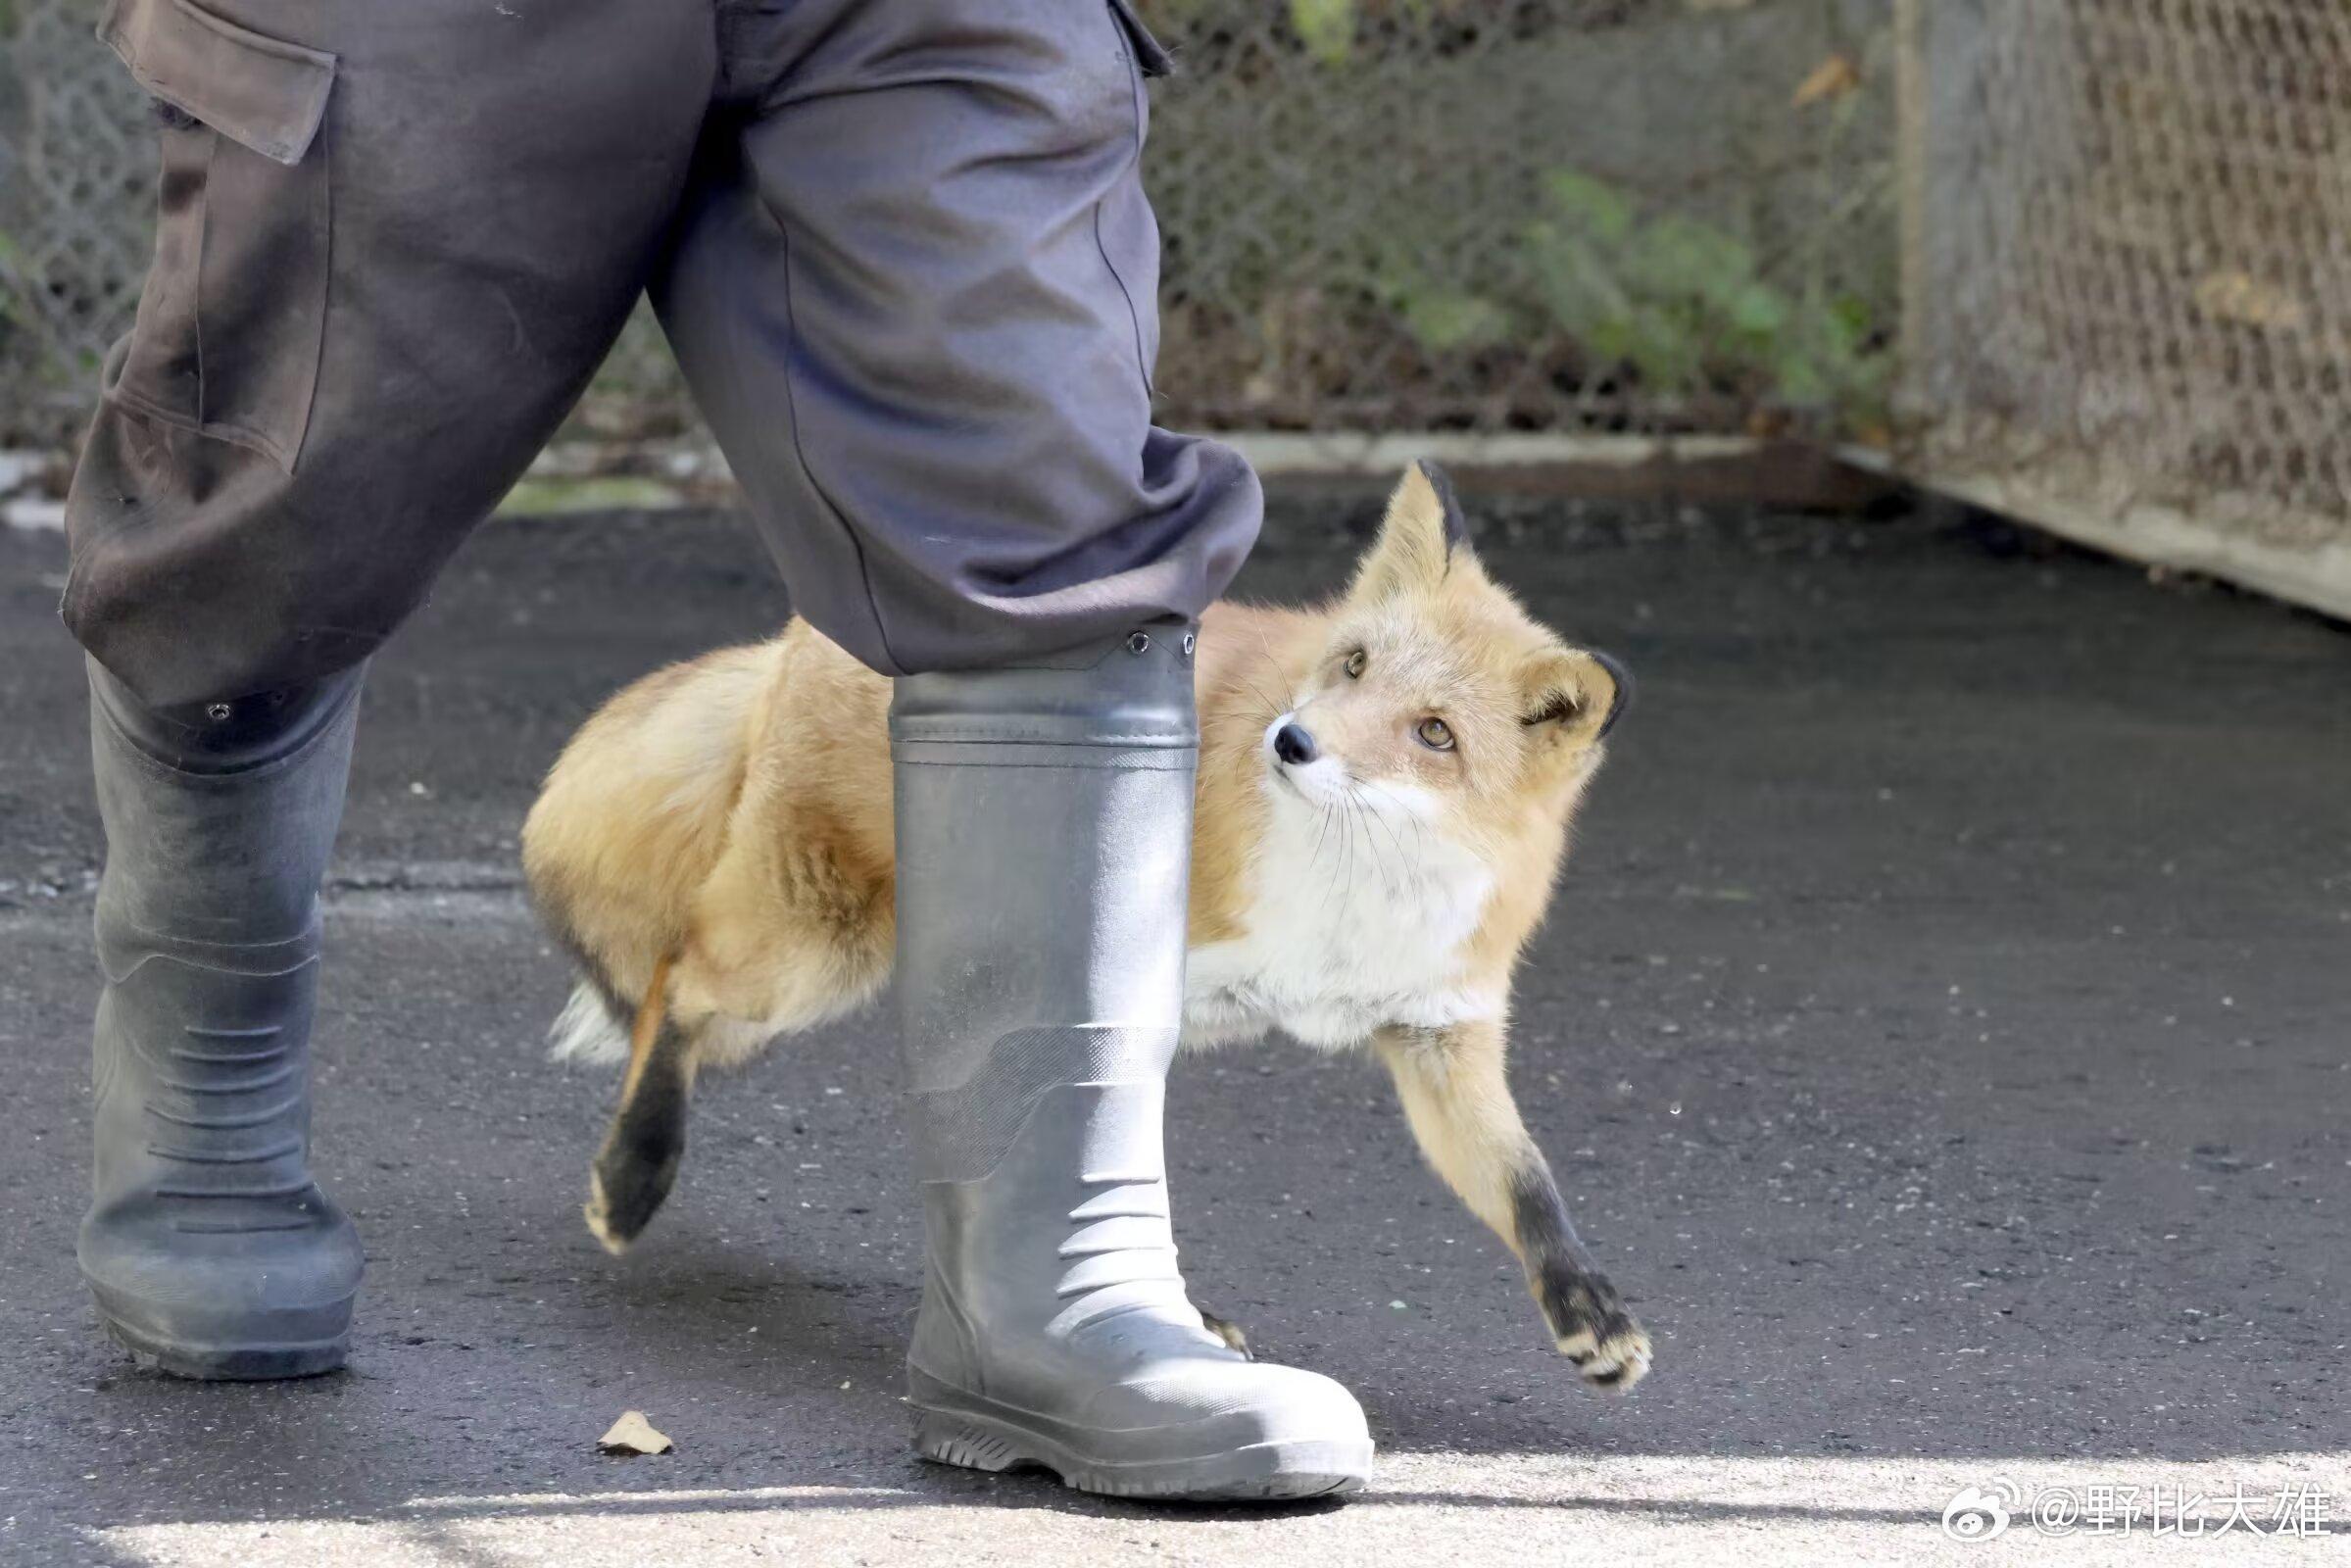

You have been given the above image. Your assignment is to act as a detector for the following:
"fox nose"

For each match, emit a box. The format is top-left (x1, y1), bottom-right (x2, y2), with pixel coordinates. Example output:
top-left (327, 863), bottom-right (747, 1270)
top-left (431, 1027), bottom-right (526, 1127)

top-left (1272, 722), bottom-right (1319, 766)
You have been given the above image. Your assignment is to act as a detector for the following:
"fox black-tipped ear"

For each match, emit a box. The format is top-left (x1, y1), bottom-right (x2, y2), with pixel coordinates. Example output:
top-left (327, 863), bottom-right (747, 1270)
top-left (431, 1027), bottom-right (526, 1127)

top-left (1353, 461), bottom-right (1475, 601)
top-left (1520, 647), bottom-right (1630, 745)
top-left (1417, 460), bottom-right (1472, 563)
top-left (1590, 649), bottom-right (1634, 738)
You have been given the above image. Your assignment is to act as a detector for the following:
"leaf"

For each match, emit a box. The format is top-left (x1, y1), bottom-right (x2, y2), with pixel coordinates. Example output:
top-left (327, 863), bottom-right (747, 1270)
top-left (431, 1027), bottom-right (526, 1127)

top-left (597, 1410), bottom-right (674, 1455)
top-left (1727, 281), bottom-right (1791, 337)
top-left (1404, 290), bottom-right (1512, 353)
top-left (1772, 346), bottom-right (1830, 406)
top-left (1632, 215), bottom-right (1756, 306)
top-left (1524, 220), bottom-right (1633, 346)
top-left (1542, 170), bottom-right (1636, 248)
top-left (1290, 0), bottom-right (1354, 67)
top-left (1828, 292), bottom-right (1876, 341)
top-left (1791, 53), bottom-right (1861, 109)
top-left (1623, 303), bottom-right (1706, 390)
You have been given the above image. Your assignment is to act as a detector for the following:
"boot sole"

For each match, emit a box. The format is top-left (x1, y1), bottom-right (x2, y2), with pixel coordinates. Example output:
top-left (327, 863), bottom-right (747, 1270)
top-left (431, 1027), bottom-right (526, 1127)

top-left (911, 1396), bottom-right (1372, 1502)
top-left (93, 1288), bottom-right (351, 1381)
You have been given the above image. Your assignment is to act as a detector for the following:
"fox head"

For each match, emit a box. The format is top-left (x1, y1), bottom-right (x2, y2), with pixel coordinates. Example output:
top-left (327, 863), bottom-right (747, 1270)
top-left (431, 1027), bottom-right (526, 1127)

top-left (1262, 462), bottom-right (1630, 861)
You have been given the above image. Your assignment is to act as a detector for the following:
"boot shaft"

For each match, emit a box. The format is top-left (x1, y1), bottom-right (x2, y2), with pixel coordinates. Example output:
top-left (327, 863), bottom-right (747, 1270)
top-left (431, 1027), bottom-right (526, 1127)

top-left (889, 624), bottom-right (1198, 1108)
top-left (890, 626), bottom-right (1211, 1396)
top-left (88, 663), bottom-right (361, 943)
top-left (86, 662), bottom-right (362, 1203)
top-left (887, 629), bottom-right (1374, 1495)
top-left (79, 662), bottom-right (366, 1373)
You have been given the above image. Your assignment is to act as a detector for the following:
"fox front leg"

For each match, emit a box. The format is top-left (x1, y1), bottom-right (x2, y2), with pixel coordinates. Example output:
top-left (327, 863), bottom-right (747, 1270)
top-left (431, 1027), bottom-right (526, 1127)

top-left (1372, 1020), bottom-right (1651, 1390)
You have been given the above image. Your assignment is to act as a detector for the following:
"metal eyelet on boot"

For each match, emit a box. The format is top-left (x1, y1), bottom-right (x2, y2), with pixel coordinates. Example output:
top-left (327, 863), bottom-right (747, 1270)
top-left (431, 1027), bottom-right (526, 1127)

top-left (205, 703), bottom-right (233, 723)
top-left (1127, 631), bottom-right (1152, 655)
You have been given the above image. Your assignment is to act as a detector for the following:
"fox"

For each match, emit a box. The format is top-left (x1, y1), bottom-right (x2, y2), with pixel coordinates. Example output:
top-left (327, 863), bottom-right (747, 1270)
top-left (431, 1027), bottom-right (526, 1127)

top-left (520, 462), bottom-right (1652, 1391)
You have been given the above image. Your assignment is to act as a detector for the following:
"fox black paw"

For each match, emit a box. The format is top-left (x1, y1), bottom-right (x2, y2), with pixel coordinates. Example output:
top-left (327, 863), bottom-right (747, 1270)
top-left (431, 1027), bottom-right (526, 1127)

top-left (583, 1151), bottom-right (679, 1257)
top-left (1539, 1271), bottom-right (1651, 1391)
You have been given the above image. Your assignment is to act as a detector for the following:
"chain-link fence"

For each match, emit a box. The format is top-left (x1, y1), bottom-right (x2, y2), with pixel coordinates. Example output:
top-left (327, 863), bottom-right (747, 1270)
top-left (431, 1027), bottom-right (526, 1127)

top-left (5, 0), bottom-right (2348, 612)
top-left (1898, 0), bottom-right (2351, 611)
top-left (2, 0), bottom-right (1897, 450)
top-left (0, 0), bottom-right (154, 449)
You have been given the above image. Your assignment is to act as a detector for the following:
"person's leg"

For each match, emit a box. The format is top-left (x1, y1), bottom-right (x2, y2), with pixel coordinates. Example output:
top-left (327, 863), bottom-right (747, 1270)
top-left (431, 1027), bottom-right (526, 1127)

top-left (655, 0), bottom-right (1254, 677)
top-left (68, 0), bottom-right (714, 707)
top-left (66, 0), bottom-right (712, 1376)
top-left (658, 0), bottom-right (1371, 1496)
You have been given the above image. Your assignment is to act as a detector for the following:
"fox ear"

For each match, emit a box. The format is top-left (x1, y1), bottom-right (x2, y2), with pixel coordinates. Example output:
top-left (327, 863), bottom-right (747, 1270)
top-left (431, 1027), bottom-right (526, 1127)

top-left (1352, 461), bottom-right (1473, 601)
top-left (1521, 647), bottom-right (1632, 745)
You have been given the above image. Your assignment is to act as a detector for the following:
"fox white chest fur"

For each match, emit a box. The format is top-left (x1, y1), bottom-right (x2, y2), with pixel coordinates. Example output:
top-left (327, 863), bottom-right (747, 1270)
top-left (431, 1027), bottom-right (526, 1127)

top-left (1182, 744), bottom-right (1498, 1051)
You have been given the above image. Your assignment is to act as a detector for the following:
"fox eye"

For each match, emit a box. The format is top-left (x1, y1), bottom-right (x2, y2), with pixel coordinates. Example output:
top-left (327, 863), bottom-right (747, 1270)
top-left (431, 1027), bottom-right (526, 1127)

top-left (1415, 716), bottom-right (1455, 752)
top-left (1344, 648), bottom-right (1367, 679)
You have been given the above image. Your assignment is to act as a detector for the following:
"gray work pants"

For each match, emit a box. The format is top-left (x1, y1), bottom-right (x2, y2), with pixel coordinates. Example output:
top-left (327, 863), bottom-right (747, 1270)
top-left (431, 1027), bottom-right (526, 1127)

top-left (63, 0), bottom-right (1258, 705)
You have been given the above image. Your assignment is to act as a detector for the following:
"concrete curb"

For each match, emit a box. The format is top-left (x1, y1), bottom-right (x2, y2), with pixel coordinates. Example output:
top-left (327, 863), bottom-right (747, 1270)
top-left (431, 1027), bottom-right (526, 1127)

top-left (3, 433), bottom-right (1896, 532)
top-left (487, 431), bottom-right (1893, 516)
top-left (1853, 444), bottom-right (2351, 625)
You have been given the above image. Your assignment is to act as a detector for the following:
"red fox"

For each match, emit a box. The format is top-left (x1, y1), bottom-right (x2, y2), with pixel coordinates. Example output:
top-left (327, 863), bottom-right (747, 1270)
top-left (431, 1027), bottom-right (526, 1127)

top-left (521, 463), bottom-right (1652, 1390)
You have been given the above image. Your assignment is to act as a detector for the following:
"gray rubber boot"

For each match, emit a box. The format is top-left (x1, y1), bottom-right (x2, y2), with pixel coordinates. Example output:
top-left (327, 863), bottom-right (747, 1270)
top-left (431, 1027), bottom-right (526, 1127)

top-left (890, 623), bottom-right (1374, 1501)
top-left (78, 662), bottom-right (366, 1379)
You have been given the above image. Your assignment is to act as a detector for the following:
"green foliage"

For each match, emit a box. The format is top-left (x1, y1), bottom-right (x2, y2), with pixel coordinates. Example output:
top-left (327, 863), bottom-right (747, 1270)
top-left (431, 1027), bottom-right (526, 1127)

top-left (1289, 0), bottom-right (1355, 66)
top-left (1525, 168), bottom-right (1884, 417)
top-left (0, 229), bottom-right (26, 331)
top-left (1383, 167), bottom-right (1886, 424)
top-left (1397, 288), bottom-right (1512, 354)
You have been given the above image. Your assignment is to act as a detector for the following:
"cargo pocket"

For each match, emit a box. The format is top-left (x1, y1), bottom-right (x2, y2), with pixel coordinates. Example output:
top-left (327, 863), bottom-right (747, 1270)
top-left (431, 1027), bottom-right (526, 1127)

top-left (98, 0), bottom-right (336, 473)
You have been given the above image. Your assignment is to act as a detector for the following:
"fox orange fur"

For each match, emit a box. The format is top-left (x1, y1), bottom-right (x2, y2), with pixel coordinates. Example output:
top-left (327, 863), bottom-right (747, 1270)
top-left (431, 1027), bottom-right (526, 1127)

top-left (522, 464), bottom-right (1651, 1390)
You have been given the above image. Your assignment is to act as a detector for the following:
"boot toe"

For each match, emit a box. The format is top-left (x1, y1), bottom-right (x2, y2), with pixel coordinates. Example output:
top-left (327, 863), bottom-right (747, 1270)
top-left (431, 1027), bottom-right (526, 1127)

top-left (1066, 1355), bottom-right (1375, 1496)
top-left (79, 1194), bottom-right (362, 1380)
top-left (1103, 1357), bottom-right (1371, 1449)
top-left (910, 1348), bottom-right (1376, 1500)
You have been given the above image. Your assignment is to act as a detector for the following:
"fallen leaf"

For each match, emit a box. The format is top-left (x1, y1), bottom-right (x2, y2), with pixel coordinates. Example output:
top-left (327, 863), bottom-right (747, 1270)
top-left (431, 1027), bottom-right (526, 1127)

top-left (598, 1410), bottom-right (673, 1456)
top-left (1792, 53), bottom-right (1861, 108)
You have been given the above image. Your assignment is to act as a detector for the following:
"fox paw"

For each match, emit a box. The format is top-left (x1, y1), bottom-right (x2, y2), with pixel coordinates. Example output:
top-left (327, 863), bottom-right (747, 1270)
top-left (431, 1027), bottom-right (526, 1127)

top-left (1198, 1307), bottom-right (1253, 1360)
top-left (1538, 1272), bottom-right (1651, 1392)
top-left (1556, 1315), bottom-right (1650, 1390)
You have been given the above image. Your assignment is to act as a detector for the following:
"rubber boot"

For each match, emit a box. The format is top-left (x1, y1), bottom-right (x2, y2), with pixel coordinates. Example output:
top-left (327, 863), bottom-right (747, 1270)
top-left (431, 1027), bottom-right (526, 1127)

top-left (77, 662), bottom-right (365, 1379)
top-left (890, 623), bottom-right (1375, 1500)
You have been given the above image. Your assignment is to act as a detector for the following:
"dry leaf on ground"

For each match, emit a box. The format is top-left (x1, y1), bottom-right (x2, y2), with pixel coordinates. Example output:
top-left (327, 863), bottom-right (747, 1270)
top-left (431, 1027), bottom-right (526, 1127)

top-left (597, 1410), bottom-right (674, 1456)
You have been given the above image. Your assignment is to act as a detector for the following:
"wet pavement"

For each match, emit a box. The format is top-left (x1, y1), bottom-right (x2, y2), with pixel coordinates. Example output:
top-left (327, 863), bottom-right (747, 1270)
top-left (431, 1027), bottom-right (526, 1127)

top-left (3, 489), bottom-right (2346, 1564)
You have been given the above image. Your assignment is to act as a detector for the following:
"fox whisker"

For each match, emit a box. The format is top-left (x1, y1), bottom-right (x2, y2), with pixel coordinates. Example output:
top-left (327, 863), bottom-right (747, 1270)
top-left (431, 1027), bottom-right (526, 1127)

top-left (1235, 670), bottom-right (1289, 725)
top-left (1352, 779), bottom-right (1428, 881)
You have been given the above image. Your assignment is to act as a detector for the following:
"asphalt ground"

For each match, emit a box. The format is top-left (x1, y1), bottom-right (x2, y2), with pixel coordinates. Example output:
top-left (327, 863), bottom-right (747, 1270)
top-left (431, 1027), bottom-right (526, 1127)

top-left (3, 489), bottom-right (2347, 1565)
